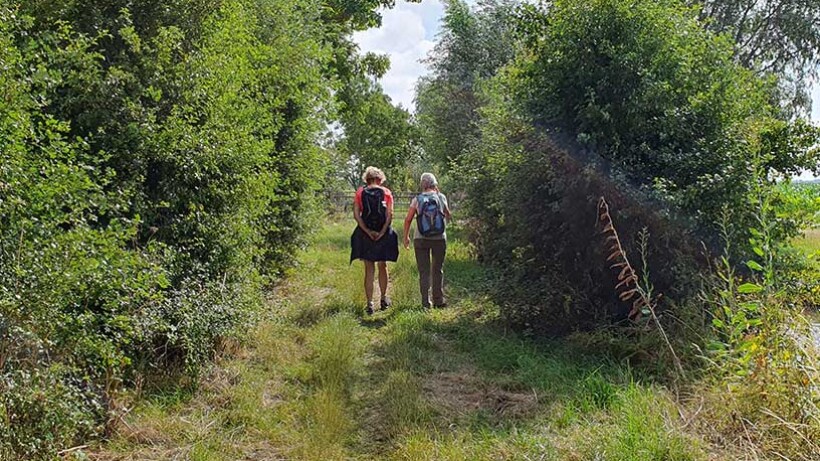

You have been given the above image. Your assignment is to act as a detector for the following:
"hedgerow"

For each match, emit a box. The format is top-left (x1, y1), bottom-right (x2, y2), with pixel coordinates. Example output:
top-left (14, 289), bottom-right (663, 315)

top-left (438, 0), bottom-right (820, 456)
top-left (0, 0), bottom-right (376, 457)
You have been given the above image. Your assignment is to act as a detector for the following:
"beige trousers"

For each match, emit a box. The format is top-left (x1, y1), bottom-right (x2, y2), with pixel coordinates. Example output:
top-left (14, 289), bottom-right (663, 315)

top-left (413, 239), bottom-right (447, 307)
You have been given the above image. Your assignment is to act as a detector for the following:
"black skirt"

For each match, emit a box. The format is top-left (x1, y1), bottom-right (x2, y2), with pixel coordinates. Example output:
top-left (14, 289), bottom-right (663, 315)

top-left (350, 226), bottom-right (399, 263)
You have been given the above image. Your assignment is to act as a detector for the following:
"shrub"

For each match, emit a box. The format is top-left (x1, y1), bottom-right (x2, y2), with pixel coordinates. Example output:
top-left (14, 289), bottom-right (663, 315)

top-left (515, 0), bottom-right (817, 243)
top-left (0, 0), bottom-right (339, 457)
top-left (456, 78), bottom-right (704, 335)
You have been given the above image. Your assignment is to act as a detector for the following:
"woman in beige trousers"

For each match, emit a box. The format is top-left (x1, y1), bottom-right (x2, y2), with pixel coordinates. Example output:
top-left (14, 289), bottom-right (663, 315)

top-left (403, 173), bottom-right (452, 308)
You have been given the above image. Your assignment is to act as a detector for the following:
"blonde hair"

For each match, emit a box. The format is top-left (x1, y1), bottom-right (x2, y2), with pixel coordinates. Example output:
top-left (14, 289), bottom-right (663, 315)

top-left (362, 166), bottom-right (386, 185)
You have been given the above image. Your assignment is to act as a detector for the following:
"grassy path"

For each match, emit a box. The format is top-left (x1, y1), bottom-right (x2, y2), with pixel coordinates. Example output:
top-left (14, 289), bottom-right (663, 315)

top-left (91, 219), bottom-right (708, 461)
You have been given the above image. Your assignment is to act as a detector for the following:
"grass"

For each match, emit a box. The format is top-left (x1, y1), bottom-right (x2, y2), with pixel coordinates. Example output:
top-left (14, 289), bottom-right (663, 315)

top-left (89, 216), bottom-right (711, 460)
top-left (794, 228), bottom-right (820, 254)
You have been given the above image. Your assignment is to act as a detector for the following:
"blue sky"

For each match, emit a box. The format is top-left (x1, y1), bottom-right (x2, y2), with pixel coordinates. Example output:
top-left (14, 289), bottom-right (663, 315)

top-left (354, 0), bottom-right (819, 177)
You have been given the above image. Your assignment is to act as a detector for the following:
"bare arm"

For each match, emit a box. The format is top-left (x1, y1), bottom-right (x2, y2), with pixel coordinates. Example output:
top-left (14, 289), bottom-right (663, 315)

top-left (353, 202), bottom-right (378, 239)
top-left (441, 193), bottom-right (452, 221)
top-left (403, 202), bottom-right (416, 249)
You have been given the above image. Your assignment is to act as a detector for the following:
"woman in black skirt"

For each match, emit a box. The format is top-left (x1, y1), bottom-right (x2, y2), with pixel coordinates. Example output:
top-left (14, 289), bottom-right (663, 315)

top-left (350, 166), bottom-right (399, 314)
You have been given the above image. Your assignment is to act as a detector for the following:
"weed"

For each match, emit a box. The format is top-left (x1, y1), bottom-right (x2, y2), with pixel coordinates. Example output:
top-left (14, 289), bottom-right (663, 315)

top-left (598, 197), bottom-right (685, 376)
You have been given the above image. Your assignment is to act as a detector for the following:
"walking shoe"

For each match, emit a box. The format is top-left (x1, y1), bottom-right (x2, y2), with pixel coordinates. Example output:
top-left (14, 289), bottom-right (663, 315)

top-left (433, 300), bottom-right (447, 308)
top-left (380, 296), bottom-right (392, 311)
top-left (366, 301), bottom-right (374, 316)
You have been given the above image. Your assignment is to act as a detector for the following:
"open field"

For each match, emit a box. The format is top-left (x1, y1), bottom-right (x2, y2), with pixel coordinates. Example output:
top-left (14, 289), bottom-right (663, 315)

top-left (794, 229), bottom-right (820, 255)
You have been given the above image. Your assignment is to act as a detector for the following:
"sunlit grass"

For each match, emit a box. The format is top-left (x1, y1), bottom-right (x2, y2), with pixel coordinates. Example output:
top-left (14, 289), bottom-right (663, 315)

top-left (92, 215), bottom-right (710, 461)
top-left (794, 228), bottom-right (820, 254)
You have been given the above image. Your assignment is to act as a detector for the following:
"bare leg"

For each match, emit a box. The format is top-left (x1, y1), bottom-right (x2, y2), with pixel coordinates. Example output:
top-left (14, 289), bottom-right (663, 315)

top-left (364, 261), bottom-right (375, 305)
top-left (377, 261), bottom-right (389, 300)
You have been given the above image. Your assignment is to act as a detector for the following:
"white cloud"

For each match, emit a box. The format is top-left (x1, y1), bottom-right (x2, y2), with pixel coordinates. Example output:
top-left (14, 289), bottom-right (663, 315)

top-left (353, 1), bottom-right (443, 110)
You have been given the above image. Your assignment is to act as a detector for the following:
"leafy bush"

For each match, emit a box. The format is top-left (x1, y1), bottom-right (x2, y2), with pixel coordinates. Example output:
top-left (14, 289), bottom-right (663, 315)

top-left (514, 0), bottom-right (818, 245)
top-left (451, 0), bottom-right (819, 335)
top-left (428, 0), bottom-right (820, 457)
top-left (456, 71), bottom-right (703, 336)
top-left (0, 0), bottom-right (369, 457)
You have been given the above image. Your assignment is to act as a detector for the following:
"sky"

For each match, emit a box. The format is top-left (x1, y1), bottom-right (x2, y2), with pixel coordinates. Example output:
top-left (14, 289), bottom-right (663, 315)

top-left (354, 0), bottom-right (820, 178)
top-left (353, 0), bottom-right (445, 110)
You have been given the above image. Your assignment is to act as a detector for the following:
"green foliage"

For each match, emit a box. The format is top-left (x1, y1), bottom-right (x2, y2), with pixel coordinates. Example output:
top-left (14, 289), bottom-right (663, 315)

top-left (455, 67), bottom-right (703, 336)
top-left (0, 0), bottom-right (389, 457)
top-left (705, 201), bottom-right (820, 459)
top-left (516, 0), bottom-right (818, 240)
top-left (777, 181), bottom-right (820, 234)
top-left (447, 0), bottom-right (820, 341)
top-left (334, 80), bottom-right (420, 189)
top-left (415, 0), bottom-right (517, 169)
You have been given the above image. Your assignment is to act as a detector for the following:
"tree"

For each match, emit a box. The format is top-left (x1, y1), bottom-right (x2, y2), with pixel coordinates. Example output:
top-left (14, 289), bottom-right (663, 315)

top-left (335, 78), bottom-right (420, 188)
top-left (415, 0), bottom-right (517, 169)
top-left (514, 0), bottom-right (818, 236)
top-left (0, 0), bottom-right (415, 457)
top-left (692, 0), bottom-right (820, 114)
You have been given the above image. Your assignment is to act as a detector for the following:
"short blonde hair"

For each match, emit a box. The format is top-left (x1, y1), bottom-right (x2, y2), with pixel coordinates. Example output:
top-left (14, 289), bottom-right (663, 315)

top-left (362, 166), bottom-right (386, 184)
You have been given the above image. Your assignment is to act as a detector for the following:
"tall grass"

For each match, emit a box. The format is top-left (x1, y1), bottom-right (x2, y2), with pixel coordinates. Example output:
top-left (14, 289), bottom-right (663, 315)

top-left (567, 387), bottom-right (702, 461)
top-left (308, 314), bottom-right (367, 393)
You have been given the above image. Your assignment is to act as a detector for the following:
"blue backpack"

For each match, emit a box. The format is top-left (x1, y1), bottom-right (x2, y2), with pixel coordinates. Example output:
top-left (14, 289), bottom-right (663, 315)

top-left (416, 193), bottom-right (446, 236)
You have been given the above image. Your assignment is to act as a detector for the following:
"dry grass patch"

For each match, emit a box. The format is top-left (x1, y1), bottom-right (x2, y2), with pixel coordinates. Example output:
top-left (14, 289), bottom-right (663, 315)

top-left (423, 370), bottom-right (539, 420)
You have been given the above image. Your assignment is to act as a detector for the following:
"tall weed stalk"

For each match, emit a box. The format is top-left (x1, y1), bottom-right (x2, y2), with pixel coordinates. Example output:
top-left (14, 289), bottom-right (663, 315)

top-left (598, 197), bottom-right (684, 376)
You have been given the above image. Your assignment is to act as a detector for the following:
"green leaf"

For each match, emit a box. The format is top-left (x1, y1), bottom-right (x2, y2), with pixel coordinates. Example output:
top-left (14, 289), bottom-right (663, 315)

top-left (745, 260), bottom-right (764, 271)
top-left (752, 246), bottom-right (765, 257)
top-left (737, 283), bottom-right (763, 294)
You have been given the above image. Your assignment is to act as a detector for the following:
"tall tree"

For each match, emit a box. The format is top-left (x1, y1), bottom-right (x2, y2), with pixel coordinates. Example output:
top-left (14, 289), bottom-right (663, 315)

top-left (335, 79), bottom-right (420, 188)
top-left (693, 0), bottom-right (820, 114)
top-left (0, 0), bottom-right (419, 457)
top-left (415, 0), bottom-right (517, 169)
